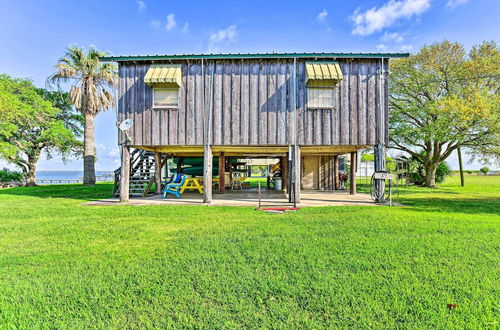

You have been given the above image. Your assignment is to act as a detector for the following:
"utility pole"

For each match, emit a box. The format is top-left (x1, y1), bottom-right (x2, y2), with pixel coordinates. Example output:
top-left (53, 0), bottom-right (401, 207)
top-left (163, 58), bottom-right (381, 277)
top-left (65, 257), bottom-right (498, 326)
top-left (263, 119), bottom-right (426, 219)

top-left (457, 147), bottom-right (464, 187)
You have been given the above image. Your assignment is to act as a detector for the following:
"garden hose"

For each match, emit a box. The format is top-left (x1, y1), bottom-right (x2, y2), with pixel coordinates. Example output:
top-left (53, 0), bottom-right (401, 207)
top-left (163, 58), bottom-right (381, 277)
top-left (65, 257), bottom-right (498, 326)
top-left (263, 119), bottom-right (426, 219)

top-left (370, 170), bottom-right (399, 204)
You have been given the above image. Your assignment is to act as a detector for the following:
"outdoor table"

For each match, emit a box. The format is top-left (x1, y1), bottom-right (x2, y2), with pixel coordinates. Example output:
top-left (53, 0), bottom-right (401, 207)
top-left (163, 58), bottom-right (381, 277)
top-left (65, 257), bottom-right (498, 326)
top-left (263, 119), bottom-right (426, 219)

top-left (179, 177), bottom-right (204, 194)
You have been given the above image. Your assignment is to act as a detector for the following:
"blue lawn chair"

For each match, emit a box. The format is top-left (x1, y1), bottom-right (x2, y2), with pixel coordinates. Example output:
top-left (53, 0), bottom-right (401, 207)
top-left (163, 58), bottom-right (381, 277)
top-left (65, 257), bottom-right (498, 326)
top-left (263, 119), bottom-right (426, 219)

top-left (164, 173), bottom-right (182, 185)
top-left (162, 175), bottom-right (187, 199)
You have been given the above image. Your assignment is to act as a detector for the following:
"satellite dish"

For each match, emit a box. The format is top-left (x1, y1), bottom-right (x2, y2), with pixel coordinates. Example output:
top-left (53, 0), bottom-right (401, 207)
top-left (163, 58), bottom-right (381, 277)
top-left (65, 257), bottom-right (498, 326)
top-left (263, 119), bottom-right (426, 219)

top-left (119, 119), bottom-right (134, 131)
top-left (117, 119), bottom-right (134, 143)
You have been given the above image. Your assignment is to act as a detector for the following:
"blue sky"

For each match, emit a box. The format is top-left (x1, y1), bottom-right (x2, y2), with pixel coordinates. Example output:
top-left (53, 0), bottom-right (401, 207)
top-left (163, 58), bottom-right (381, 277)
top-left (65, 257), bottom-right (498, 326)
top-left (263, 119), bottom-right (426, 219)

top-left (0, 0), bottom-right (498, 171)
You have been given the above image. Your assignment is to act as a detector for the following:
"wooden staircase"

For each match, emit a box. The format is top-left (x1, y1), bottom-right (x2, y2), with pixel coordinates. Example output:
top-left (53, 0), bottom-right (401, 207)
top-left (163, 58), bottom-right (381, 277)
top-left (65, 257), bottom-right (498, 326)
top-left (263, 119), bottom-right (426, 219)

top-left (114, 149), bottom-right (166, 197)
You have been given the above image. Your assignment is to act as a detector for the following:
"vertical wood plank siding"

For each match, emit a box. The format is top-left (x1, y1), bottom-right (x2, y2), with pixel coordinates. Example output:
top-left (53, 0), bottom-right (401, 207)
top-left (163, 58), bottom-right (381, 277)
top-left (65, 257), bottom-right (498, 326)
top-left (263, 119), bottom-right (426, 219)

top-left (118, 59), bottom-right (387, 146)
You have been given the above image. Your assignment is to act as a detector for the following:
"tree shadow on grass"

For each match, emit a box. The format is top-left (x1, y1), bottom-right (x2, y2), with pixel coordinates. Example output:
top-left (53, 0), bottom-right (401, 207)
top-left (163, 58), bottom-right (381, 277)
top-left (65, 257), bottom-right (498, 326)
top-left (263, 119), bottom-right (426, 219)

top-left (357, 184), bottom-right (461, 196)
top-left (401, 197), bottom-right (500, 216)
top-left (0, 183), bottom-right (114, 201)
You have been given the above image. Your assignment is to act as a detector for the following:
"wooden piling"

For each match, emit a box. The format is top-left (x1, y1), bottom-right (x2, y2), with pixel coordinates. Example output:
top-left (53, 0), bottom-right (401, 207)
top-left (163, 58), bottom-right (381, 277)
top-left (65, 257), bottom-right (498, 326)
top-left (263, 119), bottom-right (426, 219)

top-left (218, 152), bottom-right (225, 193)
top-left (203, 146), bottom-right (213, 203)
top-left (293, 146), bottom-right (301, 203)
top-left (333, 155), bottom-right (339, 190)
top-left (120, 146), bottom-right (130, 202)
top-left (350, 151), bottom-right (357, 195)
top-left (154, 152), bottom-right (162, 194)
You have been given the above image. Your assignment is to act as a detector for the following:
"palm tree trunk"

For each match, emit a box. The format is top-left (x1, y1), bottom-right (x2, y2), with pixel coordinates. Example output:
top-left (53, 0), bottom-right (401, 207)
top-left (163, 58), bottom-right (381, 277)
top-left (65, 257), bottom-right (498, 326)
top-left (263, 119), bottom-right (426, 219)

top-left (83, 112), bottom-right (96, 185)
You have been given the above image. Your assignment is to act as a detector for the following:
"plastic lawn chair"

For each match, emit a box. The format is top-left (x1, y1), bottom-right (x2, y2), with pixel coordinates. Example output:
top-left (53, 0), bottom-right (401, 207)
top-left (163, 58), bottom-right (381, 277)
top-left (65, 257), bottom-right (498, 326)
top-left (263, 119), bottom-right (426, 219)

top-left (162, 175), bottom-right (187, 199)
top-left (164, 173), bottom-right (182, 185)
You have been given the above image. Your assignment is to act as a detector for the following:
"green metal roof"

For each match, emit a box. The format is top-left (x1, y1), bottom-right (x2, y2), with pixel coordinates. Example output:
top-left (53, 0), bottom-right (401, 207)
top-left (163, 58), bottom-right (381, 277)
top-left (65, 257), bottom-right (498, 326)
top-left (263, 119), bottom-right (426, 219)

top-left (100, 52), bottom-right (409, 62)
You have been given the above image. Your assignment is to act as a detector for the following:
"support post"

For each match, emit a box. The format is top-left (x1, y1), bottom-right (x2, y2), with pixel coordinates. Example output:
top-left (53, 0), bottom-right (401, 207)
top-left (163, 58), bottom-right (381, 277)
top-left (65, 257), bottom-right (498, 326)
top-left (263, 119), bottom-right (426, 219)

top-left (282, 156), bottom-right (288, 192)
top-left (228, 156), bottom-right (233, 189)
top-left (333, 155), bottom-right (339, 190)
top-left (374, 144), bottom-right (386, 202)
top-left (120, 146), bottom-right (130, 202)
top-left (203, 146), bottom-right (213, 203)
top-left (218, 152), bottom-right (225, 194)
top-left (293, 146), bottom-right (301, 203)
top-left (154, 152), bottom-right (162, 195)
top-left (457, 147), bottom-right (464, 187)
top-left (288, 148), bottom-right (293, 202)
top-left (350, 151), bottom-right (357, 195)
top-left (177, 157), bottom-right (183, 175)
top-left (266, 165), bottom-right (271, 190)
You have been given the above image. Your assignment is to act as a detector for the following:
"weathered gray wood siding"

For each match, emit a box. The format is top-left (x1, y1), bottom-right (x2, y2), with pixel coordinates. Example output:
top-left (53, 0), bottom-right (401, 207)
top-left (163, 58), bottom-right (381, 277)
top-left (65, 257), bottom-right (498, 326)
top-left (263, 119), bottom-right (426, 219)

top-left (118, 58), bottom-right (388, 146)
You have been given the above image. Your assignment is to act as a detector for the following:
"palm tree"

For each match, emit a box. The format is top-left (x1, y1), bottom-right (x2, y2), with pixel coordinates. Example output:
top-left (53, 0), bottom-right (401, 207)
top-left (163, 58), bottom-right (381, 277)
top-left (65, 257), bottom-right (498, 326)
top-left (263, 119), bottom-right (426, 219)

top-left (49, 45), bottom-right (116, 185)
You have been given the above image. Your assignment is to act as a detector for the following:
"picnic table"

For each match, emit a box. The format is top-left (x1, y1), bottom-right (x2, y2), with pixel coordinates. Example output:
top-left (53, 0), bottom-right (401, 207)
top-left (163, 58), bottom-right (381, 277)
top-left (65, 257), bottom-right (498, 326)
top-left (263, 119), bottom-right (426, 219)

top-left (179, 177), bottom-right (204, 194)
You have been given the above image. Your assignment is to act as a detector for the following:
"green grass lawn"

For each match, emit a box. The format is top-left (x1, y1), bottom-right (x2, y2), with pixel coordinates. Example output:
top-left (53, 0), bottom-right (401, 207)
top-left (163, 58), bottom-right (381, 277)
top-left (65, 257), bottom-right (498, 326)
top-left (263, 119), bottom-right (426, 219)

top-left (0, 176), bottom-right (498, 328)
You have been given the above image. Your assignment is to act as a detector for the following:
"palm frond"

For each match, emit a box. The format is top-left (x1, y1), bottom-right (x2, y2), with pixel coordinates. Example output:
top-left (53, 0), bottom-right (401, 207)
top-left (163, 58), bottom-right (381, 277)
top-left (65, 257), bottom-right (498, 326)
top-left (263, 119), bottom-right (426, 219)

top-left (48, 45), bottom-right (117, 114)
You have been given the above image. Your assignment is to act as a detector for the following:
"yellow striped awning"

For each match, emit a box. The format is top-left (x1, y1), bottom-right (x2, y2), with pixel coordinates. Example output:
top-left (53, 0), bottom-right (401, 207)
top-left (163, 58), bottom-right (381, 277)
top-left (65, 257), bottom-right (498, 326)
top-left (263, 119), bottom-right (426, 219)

top-left (144, 64), bottom-right (182, 86)
top-left (305, 61), bottom-right (343, 87)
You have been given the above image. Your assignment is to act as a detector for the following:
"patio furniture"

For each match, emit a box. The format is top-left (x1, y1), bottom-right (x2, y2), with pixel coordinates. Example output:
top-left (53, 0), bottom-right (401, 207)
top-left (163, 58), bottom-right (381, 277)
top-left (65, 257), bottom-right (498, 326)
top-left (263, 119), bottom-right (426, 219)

top-left (162, 175), bottom-right (187, 199)
top-left (164, 173), bottom-right (182, 185)
top-left (179, 177), bottom-right (204, 194)
top-left (231, 173), bottom-right (243, 190)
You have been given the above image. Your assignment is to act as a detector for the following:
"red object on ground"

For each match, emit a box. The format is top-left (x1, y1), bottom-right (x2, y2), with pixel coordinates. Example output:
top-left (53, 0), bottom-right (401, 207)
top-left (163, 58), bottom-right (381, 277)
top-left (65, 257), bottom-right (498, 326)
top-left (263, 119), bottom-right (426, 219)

top-left (260, 207), bottom-right (300, 211)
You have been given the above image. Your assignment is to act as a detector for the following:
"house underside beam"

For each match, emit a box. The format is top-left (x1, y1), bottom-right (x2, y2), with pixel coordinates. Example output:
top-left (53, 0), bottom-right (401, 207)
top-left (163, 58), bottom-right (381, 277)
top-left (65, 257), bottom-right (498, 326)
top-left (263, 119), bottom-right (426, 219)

top-left (136, 145), bottom-right (370, 157)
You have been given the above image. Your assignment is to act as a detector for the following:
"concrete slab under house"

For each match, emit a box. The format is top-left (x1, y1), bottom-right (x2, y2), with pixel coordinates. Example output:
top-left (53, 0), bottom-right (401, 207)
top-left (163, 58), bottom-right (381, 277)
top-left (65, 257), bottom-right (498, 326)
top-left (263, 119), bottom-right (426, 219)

top-left (100, 52), bottom-right (408, 206)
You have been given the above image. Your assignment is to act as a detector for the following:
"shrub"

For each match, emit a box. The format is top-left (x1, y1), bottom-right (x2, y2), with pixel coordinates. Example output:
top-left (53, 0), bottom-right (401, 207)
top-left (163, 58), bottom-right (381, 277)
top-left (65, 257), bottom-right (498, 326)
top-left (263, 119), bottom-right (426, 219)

top-left (0, 168), bottom-right (24, 182)
top-left (479, 166), bottom-right (490, 176)
top-left (435, 162), bottom-right (452, 183)
top-left (406, 161), bottom-right (451, 185)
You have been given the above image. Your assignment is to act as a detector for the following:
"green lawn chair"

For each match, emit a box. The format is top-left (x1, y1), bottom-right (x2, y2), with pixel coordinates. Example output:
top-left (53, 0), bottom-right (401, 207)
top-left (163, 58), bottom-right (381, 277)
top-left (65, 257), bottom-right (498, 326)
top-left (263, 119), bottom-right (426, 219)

top-left (162, 175), bottom-right (187, 199)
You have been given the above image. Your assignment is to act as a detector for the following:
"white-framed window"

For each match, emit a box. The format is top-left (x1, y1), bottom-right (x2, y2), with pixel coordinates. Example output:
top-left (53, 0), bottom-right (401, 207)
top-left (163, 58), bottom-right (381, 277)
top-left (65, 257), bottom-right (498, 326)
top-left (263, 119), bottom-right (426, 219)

top-left (153, 87), bottom-right (179, 109)
top-left (307, 86), bottom-right (336, 109)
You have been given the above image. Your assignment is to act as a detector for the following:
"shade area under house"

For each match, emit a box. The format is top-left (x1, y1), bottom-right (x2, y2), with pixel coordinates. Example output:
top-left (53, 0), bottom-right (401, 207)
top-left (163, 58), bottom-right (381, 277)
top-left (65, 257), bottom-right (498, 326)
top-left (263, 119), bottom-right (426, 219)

top-left (83, 189), bottom-right (375, 207)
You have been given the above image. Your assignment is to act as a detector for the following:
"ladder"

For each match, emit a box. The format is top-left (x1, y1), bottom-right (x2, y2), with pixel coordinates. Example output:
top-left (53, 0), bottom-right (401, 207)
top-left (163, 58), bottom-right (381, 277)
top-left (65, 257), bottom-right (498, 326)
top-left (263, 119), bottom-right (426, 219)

top-left (114, 149), bottom-right (166, 197)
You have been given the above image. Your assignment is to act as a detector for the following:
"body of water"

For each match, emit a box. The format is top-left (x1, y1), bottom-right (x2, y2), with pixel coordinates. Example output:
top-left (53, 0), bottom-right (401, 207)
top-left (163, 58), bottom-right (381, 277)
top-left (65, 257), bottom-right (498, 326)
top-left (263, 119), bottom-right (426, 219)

top-left (36, 171), bottom-right (115, 183)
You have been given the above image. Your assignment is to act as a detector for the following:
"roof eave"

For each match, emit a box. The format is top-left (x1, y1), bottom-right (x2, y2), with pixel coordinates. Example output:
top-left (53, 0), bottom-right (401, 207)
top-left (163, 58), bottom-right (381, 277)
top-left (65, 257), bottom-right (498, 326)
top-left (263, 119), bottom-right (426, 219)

top-left (100, 52), bottom-right (410, 62)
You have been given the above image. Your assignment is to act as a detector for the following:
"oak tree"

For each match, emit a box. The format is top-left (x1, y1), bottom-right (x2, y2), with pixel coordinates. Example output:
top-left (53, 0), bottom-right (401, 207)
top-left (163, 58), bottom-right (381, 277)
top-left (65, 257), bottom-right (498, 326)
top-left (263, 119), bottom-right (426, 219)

top-left (0, 75), bottom-right (82, 185)
top-left (389, 41), bottom-right (499, 187)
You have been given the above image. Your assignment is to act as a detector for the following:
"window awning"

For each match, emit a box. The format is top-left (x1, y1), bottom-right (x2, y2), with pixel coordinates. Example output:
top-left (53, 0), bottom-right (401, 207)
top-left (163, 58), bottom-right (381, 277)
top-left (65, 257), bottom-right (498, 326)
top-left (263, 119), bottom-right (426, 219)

top-left (144, 64), bottom-right (182, 86)
top-left (305, 61), bottom-right (343, 87)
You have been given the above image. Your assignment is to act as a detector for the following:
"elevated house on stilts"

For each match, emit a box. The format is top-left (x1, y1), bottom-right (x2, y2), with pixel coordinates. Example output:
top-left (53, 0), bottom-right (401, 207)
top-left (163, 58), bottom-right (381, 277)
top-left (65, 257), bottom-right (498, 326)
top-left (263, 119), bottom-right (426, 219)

top-left (100, 52), bottom-right (408, 204)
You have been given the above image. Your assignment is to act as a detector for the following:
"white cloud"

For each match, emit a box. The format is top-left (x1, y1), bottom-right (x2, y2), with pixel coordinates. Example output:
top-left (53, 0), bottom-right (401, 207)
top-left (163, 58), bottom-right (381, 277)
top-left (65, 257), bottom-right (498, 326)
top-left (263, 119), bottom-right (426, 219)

top-left (376, 43), bottom-right (412, 52)
top-left (446, 0), bottom-right (469, 8)
top-left (399, 44), bottom-right (413, 51)
top-left (149, 20), bottom-right (161, 29)
top-left (317, 9), bottom-right (328, 21)
top-left (208, 25), bottom-right (237, 52)
top-left (351, 0), bottom-right (430, 36)
top-left (136, 0), bottom-right (146, 12)
top-left (166, 13), bottom-right (177, 31)
top-left (381, 31), bottom-right (404, 43)
top-left (182, 22), bottom-right (190, 34)
top-left (210, 25), bottom-right (237, 43)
